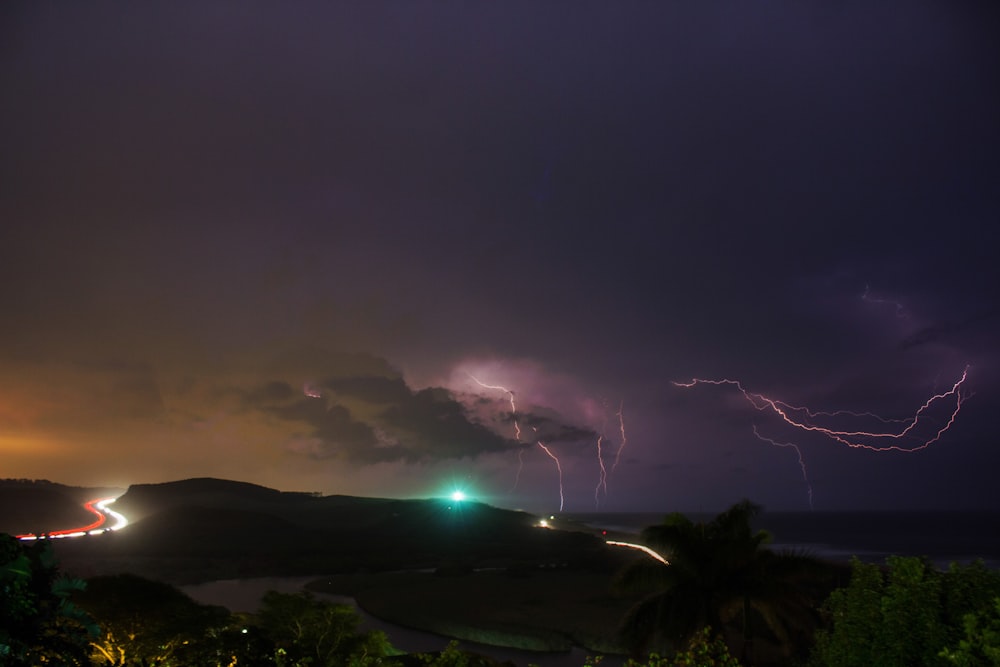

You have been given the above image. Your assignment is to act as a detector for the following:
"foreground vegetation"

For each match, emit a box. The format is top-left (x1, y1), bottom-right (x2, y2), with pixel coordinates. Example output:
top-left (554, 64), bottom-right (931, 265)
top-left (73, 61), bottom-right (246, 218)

top-left (4, 498), bottom-right (1000, 666)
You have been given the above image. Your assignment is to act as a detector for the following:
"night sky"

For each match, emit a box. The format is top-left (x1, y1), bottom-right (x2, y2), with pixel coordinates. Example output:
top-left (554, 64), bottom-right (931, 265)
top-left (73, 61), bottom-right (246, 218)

top-left (2, 2), bottom-right (998, 513)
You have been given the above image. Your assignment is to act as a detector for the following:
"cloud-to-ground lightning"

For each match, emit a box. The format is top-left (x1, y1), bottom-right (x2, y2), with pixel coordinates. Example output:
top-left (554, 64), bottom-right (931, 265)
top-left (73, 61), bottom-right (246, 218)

top-left (673, 366), bottom-right (970, 452)
top-left (594, 433), bottom-right (608, 507)
top-left (612, 399), bottom-right (628, 471)
top-left (513, 448), bottom-right (525, 491)
top-left (466, 371), bottom-right (626, 511)
top-left (752, 424), bottom-right (814, 511)
top-left (593, 401), bottom-right (610, 507)
top-left (467, 373), bottom-right (566, 509)
top-left (535, 439), bottom-right (565, 512)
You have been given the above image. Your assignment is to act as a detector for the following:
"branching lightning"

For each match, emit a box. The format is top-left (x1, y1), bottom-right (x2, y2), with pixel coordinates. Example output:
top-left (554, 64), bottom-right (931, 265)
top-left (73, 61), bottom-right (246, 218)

top-left (752, 424), bottom-right (814, 511)
top-left (468, 373), bottom-right (565, 509)
top-left (468, 374), bottom-right (521, 441)
top-left (673, 366), bottom-right (970, 452)
top-left (466, 372), bottom-right (625, 511)
top-left (674, 366), bottom-right (972, 507)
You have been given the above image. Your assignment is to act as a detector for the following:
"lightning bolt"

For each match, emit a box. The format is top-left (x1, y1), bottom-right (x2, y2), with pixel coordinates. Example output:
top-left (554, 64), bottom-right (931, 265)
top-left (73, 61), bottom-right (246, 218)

top-left (512, 448), bottom-right (525, 491)
top-left (612, 399), bottom-right (627, 471)
top-left (535, 439), bottom-right (565, 511)
top-left (469, 373), bottom-right (564, 507)
top-left (594, 434), bottom-right (608, 507)
top-left (752, 424), bottom-right (814, 510)
top-left (673, 366), bottom-right (970, 452)
top-left (468, 373), bottom-right (521, 441)
top-left (593, 402), bottom-right (610, 508)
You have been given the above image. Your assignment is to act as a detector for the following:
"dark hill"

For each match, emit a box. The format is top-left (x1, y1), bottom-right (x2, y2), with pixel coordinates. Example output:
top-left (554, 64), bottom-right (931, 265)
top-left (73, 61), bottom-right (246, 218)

top-left (112, 477), bottom-right (310, 523)
top-left (50, 477), bottom-right (616, 584)
top-left (0, 479), bottom-right (124, 535)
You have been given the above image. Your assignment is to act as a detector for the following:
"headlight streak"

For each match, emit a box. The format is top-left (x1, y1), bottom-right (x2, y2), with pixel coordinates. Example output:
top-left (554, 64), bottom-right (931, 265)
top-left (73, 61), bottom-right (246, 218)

top-left (606, 540), bottom-right (669, 565)
top-left (17, 497), bottom-right (127, 541)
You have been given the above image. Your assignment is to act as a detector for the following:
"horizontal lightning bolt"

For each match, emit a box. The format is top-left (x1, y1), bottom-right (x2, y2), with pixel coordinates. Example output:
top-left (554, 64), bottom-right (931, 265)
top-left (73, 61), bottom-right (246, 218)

top-left (673, 366), bottom-right (970, 452)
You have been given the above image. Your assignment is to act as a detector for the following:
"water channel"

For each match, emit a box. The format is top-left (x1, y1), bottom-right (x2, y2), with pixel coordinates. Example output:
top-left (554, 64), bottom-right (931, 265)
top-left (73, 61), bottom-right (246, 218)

top-left (181, 576), bottom-right (619, 667)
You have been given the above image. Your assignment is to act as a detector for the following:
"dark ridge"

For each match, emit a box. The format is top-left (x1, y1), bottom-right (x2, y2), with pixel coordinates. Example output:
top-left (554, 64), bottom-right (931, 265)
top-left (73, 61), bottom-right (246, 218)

top-left (113, 477), bottom-right (308, 523)
top-left (48, 477), bottom-right (616, 584)
top-left (0, 480), bottom-right (123, 535)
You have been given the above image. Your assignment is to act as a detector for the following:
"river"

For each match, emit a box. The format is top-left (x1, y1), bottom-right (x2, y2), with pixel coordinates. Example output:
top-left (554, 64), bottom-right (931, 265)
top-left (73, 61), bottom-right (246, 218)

top-left (181, 576), bottom-right (618, 667)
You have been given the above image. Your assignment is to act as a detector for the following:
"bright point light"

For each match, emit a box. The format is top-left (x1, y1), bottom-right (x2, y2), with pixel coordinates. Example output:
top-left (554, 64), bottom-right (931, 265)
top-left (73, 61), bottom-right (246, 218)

top-left (450, 491), bottom-right (466, 502)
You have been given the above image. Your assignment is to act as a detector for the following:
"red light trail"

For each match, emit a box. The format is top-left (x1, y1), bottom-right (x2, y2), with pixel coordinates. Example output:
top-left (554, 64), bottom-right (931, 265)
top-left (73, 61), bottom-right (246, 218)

top-left (16, 497), bottom-right (128, 540)
top-left (16, 498), bottom-right (105, 539)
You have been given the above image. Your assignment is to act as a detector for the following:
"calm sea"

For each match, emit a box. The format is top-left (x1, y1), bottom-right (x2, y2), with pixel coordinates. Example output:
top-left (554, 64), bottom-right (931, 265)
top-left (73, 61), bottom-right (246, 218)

top-left (563, 511), bottom-right (1000, 570)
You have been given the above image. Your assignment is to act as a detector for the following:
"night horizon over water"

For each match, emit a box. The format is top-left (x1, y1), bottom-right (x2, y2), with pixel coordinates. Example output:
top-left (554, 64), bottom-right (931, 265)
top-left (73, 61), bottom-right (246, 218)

top-left (564, 510), bottom-right (1000, 569)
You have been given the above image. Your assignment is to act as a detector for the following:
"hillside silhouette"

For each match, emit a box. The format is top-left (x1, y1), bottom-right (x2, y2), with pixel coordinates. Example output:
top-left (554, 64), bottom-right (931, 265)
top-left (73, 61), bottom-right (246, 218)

top-left (0, 479), bottom-right (124, 535)
top-left (28, 478), bottom-right (621, 584)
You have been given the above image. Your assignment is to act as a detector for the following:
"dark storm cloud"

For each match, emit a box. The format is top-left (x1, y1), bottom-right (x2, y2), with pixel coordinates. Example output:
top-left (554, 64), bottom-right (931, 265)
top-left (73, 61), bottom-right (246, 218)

top-left (324, 376), bottom-right (411, 404)
top-left (249, 374), bottom-right (517, 464)
top-left (518, 413), bottom-right (597, 445)
top-left (899, 308), bottom-right (1000, 351)
top-left (379, 387), bottom-right (514, 460)
top-left (1, 2), bottom-right (998, 510)
top-left (266, 399), bottom-right (383, 461)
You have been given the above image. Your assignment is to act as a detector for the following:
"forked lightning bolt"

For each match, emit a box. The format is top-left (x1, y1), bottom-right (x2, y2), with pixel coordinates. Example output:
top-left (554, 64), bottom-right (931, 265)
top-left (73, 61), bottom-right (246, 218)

top-left (469, 374), bottom-right (563, 509)
top-left (594, 434), bottom-right (608, 507)
top-left (535, 439), bottom-right (565, 512)
top-left (612, 399), bottom-right (627, 471)
top-left (468, 374), bottom-right (521, 441)
top-left (752, 424), bottom-right (814, 511)
top-left (673, 366), bottom-right (970, 452)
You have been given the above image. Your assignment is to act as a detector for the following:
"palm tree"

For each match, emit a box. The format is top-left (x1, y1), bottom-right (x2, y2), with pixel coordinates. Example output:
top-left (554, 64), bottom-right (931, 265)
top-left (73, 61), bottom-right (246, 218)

top-left (615, 500), bottom-right (829, 664)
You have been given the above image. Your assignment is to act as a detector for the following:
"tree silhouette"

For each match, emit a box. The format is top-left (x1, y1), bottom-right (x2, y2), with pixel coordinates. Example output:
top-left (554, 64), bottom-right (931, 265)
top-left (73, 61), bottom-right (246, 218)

top-left (615, 500), bottom-right (828, 664)
top-left (74, 573), bottom-right (231, 665)
top-left (0, 533), bottom-right (98, 666)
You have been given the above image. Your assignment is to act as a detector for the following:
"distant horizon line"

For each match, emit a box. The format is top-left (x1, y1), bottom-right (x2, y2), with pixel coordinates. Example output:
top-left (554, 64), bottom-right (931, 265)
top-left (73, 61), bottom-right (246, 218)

top-left (3, 476), bottom-right (997, 514)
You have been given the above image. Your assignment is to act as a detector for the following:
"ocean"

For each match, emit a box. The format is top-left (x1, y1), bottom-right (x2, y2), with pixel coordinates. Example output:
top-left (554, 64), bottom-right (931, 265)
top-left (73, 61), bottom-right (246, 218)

top-left (563, 510), bottom-right (1000, 570)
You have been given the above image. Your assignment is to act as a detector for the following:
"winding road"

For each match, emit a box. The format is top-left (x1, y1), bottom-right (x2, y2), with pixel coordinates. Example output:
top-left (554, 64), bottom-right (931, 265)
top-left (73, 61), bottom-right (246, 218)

top-left (16, 497), bottom-right (128, 541)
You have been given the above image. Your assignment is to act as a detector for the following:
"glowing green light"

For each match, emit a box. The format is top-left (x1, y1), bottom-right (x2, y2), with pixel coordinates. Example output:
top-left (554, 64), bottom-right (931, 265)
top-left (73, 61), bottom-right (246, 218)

top-left (450, 490), bottom-right (466, 502)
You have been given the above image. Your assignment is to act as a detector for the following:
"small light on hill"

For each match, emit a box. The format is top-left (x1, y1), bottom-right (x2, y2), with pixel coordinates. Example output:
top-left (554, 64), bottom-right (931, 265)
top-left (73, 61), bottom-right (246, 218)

top-left (450, 490), bottom-right (466, 502)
